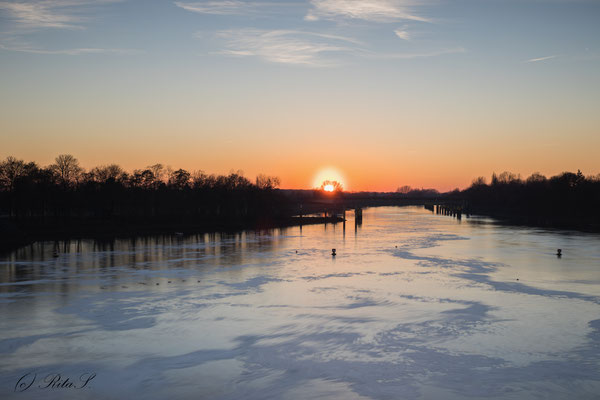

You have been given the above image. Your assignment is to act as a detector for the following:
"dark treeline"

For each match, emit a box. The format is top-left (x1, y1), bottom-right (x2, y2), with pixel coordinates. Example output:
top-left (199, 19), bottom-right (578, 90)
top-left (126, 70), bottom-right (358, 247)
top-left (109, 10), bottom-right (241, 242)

top-left (395, 185), bottom-right (440, 198)
top-left (0, 155), bottom-right (295, 248)
top-left (452, 170), bottom-right (600, 230)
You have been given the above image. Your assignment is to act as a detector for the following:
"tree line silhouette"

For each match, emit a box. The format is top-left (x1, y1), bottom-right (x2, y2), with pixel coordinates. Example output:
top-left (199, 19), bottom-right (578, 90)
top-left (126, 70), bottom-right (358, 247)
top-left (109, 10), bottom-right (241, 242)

top-left (2, 154), bottom-right (599, 248)
top-left (0, 155), bottom-right (288, 228)
top-left (396, 185), bottom-right (440, 198)
top-left (453, 170), bottom-right (600, 230)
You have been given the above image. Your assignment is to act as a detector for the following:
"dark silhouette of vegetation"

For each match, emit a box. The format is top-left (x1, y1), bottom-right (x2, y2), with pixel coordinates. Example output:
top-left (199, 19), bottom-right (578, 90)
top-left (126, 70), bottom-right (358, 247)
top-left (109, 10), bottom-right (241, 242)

top-left (3, 155), bottom-right (597, 250)
top-left (320, 180), bottom-right (343, 192)
top-left (0, 155), bottom-right (300, 250)
top-left (256, 174), bottom-right (281, 190)
top-left (454, 170), bottom-right (600, 230)
top-left (396, 185), bottom-right (440, 198)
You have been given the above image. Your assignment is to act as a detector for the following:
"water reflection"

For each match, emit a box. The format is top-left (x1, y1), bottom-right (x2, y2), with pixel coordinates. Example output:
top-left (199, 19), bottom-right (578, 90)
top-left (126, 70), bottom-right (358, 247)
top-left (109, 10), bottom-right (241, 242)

top-left (0, 229), bottom-right (293, 293)
top-left (1, 207), bottom-right (600, 399)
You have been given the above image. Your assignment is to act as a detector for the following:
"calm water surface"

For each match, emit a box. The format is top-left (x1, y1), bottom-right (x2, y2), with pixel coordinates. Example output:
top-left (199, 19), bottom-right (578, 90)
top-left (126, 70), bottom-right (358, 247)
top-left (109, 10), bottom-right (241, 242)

top-left (1, 206), bottom-right (600, 399)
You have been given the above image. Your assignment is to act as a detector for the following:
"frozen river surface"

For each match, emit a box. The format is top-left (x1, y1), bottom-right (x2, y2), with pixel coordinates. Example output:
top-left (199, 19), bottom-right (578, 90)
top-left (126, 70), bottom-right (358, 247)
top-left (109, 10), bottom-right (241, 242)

top-left (1, 206), bottom-right (600, 399)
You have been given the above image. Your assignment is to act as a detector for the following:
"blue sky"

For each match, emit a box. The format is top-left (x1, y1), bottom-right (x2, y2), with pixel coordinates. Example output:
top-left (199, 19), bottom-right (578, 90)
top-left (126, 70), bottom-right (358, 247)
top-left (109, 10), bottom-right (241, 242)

top-left (1, 0), bottom-right (597, 65)
top-left (1, 0), bottom-right (599, 190)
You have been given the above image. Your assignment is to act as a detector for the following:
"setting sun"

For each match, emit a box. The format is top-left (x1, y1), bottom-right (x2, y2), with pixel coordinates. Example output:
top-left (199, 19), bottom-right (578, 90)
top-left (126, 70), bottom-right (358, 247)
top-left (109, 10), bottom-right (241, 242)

top-left (312, 167), bottom-right (346, 190)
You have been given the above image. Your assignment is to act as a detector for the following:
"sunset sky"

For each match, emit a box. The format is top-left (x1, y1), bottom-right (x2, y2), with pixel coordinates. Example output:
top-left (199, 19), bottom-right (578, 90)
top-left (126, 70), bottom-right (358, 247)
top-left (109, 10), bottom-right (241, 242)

top-left (1, 0), bottom-right (599, 191)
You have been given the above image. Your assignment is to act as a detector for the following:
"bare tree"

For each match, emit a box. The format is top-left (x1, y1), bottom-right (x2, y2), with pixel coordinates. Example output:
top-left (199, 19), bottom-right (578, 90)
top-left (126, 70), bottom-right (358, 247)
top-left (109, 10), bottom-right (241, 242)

top-left (131, 169), bottom-right (157, 189)
top-left (225, 170), bottom-right (251, 190)
top-left (191, 170), bottom-right (208, 189)
top-left (147, 164), bottom-right (166, 182)
top-left (396, 185), bottom-right (412, 194)
top-left (88, 164), bottom-right (126, 183)
top-left (498, 171), bottom-right (521, 184)
top-left (0, 156), bottom-right (27, 191)
top-left (471, 176), bottom-right (487, 187)
top-left (169, 169), bottom-right (191, 190)
top-left (50, 154), bottom-right (83, 187)
top-left (492, 171), bottom-right (521, 185)
top-left (256, 174), bottom-right (281, 190)
top-left (526, 172), bottom-right (547, 184)
top-left (320, 180), bottom-right (343, 192)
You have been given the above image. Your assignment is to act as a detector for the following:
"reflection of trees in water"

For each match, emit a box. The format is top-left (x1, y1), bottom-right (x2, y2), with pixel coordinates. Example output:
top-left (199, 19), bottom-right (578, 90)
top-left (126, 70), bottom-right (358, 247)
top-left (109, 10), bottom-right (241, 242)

top-left (0, 230), bottom-right (285, 295)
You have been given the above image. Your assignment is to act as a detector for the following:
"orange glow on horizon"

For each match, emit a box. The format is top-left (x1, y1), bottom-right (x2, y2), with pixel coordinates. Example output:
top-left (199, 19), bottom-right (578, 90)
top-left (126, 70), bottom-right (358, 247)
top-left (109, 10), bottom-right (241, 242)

top-left (3, 145), bottom-right (599, 194)
top-left (312, 167), bottom-right (346, 190)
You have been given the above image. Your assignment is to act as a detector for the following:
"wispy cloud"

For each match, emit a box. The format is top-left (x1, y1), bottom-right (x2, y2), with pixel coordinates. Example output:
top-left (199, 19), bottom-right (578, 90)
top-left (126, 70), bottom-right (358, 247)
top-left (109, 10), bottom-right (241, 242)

top-left (0, 1), bottom-right (131, 55)
top-left (175, 1), bottom-right (253, 15)
top-left (0, 0), bottom-right (121, 30)
top-left (0, 0), bottom-right (80, 29)
top-left (525, 55), bottom-right (558, 63)
top-left (180, 1), bottom-right (460, 67)
top-left (208, 28), bottom-right (462, 66)
top-left (174, 1), bottom-right (294, 16)
top-left (213, 29), bottom-right (360, 66)
top-left (394, 27), bottom-right (410, 41)
top-left (0, 41), bottom-right (141, 55)
top-left (305, 0), bottom-right (430, 23)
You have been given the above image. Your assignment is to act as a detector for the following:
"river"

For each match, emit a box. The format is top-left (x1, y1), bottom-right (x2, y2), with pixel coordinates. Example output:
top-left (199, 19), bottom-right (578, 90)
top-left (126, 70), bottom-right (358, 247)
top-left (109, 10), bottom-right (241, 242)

top-left (1, 206), bottom-right (599, 399)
